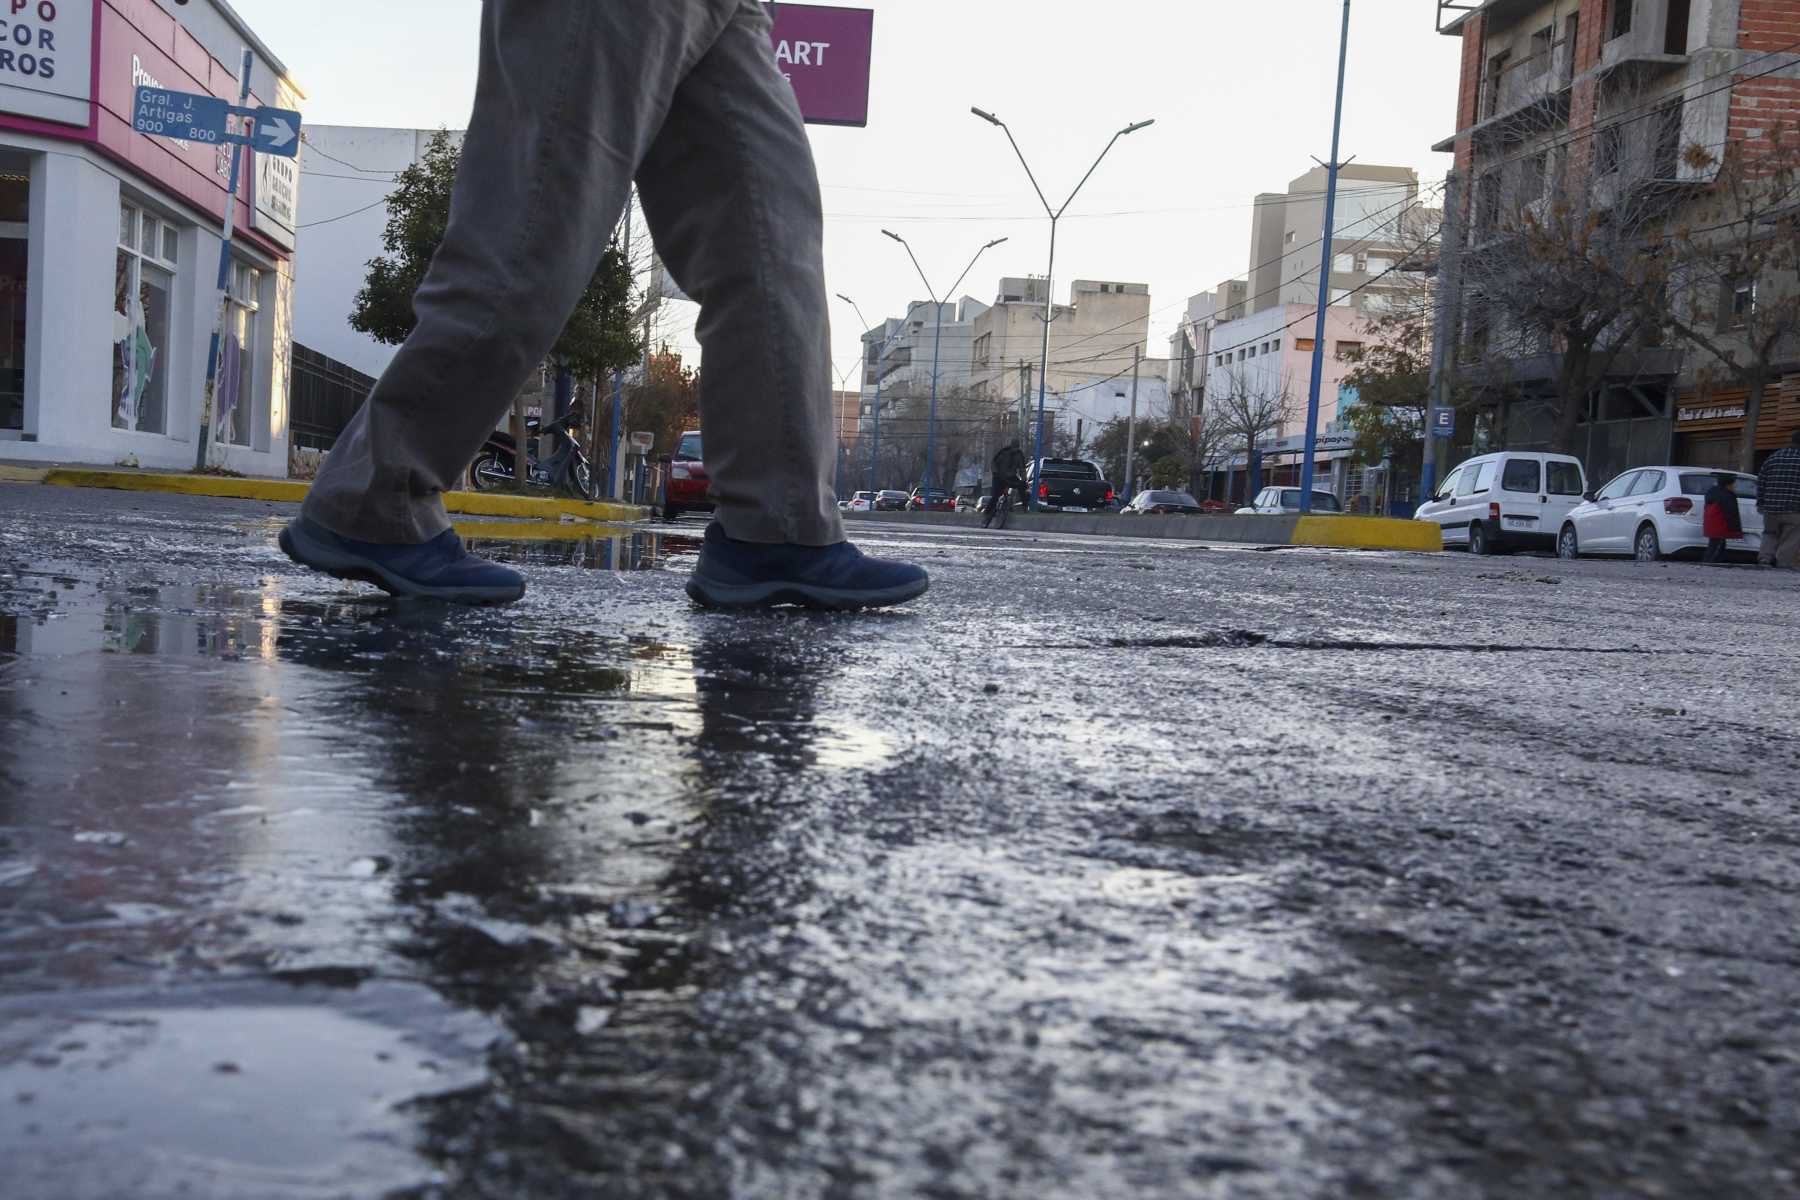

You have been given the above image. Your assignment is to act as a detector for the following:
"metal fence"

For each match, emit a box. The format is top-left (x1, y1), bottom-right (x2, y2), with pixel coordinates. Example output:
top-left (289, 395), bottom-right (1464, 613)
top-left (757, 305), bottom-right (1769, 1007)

top-left (289, 343), bottom-right (375, 451)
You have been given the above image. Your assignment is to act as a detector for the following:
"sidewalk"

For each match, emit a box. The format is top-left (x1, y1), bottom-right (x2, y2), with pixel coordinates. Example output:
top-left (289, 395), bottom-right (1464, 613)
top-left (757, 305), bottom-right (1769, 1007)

top-left (0, 462), bottom-right (647, 525)
top-left (845, 507), bottom-right (1444, 551)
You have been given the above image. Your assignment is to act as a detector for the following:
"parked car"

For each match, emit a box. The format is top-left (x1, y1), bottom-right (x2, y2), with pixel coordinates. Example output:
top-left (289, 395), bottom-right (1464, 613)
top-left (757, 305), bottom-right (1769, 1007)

top-left (1026, 458), bottom-right (1117, 512)
top-left (875, 489), bottom-right (910, 511)
top-left (908, 487), bottom-right (956, 513)
top-left (1414, 451), bottom-right (1586, 555)
top-left (1557, 467), bottom-right (1763, 562)
top-left (1122, 489), bottom-right (1205, 515)
top-left (954, 495), bottom-right (977, 513)
top-left (847, 490), bottom-right (876, 513)
top-left (1236, 487), bottom-right (1345, 515)
top-left (1199, 498), bottom-right (1232, 514)
top-left (662, 430), bottom-right (712, 521)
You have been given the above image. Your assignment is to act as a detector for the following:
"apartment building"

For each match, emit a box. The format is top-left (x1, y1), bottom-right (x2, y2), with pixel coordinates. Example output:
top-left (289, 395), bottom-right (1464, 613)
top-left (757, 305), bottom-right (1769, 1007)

top-left (1246, 164), bottom-right (1430, 319)
top-left (853, 296), bottom-right (990, 432)
top-left (1434, 0), bottom-right (1800, 479)
top-left (1167, 278), bottom-right (1248, 417)
top-left (966, 277), bottom-right (1152, 440)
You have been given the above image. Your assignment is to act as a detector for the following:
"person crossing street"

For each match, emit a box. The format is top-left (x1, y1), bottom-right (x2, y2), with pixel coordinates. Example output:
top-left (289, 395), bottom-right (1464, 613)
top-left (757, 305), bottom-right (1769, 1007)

top-left (279, 0), bottom-right (927, 611)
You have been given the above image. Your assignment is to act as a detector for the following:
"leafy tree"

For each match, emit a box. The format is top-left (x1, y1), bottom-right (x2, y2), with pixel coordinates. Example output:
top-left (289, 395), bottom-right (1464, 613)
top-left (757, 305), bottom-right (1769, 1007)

top-left (620, 346), bottom-right (701, 457)
top-left (351, 128), bottom-right (638, 380)
top-left (1149, 455), bottom-right (1186, 489)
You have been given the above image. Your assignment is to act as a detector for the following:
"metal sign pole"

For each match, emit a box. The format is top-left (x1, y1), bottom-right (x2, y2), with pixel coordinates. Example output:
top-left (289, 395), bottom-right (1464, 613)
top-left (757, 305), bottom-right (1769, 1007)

top-left (194, 49), bottom-right (255, 472)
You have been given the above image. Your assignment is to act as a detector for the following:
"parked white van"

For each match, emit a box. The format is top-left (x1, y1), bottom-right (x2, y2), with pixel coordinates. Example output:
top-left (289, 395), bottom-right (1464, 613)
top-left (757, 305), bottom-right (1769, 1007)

top-left (1415, 452), bottom-right (1588, 555)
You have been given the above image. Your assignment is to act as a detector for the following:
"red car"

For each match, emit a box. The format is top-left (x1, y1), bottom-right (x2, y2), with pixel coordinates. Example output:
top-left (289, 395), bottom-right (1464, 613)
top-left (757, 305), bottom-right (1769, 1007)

top-left (907, 487), bottom-right (956, 513)
top-left (664, 430), bottom-right (713, 521)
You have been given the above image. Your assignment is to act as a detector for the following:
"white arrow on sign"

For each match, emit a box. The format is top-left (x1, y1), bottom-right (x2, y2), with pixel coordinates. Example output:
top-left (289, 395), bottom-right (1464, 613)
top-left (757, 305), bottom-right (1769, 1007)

top-left (259, 115), bottom-right (296, 149)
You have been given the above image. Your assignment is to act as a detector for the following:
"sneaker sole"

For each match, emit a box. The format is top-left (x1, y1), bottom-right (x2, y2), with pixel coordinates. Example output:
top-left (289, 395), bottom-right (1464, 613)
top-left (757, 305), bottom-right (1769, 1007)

top-left (279, 523), bottom-right (525, 606)
top-left (684, 573), bottom-right (929, 611)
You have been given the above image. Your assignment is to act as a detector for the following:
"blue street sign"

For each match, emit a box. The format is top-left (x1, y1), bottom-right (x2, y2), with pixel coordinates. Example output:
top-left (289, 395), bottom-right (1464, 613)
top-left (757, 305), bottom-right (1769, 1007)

top-left (1430, 405), bottom-right (1455, 438)
top-left (250, 107), bottom-right (302, 157)
top-left (132, 87), bottom-right (303, 159)
top-left (133, 87), bottom-right (231, 146)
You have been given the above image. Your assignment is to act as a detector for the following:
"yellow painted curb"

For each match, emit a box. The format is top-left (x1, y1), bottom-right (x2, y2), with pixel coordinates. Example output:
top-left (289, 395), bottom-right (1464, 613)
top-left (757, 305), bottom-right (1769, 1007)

top-left (1291, 514), bottom-right (1443, 552)
top-left (0, 465), bottom-right (50, 483)
top-left (44, 468), bottom-right (310, 502)
top-left (34, 467), bottom-right (646, 525)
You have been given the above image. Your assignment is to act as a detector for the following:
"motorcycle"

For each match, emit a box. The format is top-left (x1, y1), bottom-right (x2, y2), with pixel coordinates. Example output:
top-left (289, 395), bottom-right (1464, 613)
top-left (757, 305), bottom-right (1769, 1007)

top-left (468, 409), bottom-right (598, 500)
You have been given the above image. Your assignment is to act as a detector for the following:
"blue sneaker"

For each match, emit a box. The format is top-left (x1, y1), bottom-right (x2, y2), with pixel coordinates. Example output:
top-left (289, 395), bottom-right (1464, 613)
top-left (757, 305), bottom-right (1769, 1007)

top-left (279, 516), bottom-right (526, 605)
top-left (686, 522), bottom-right (929, 610)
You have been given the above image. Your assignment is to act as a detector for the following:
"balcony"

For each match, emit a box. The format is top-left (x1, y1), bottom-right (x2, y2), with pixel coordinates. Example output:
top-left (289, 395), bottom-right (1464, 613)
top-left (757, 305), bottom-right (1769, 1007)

top-left (1436, 0), bottom-right (1541, 36)
top-left (1486, 39), bottom-right (1574, 121)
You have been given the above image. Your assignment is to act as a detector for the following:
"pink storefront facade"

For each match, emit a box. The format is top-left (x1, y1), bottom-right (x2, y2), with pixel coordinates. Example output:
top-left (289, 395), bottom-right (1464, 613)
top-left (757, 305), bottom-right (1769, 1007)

top-left (0, 0), bottom-right (299, 475)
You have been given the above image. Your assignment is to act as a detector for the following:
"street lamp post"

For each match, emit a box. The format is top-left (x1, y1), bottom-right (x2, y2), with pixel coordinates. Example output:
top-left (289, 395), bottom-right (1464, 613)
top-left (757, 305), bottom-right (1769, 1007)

top-left (880, 233), bottom-right (1007, 500)
top-left (1299, 0), bottom-right (1354, 514)
top-left (836, 294), bottom-right (932, 496)
top-left (972, 107), bottom-right (1153, 509)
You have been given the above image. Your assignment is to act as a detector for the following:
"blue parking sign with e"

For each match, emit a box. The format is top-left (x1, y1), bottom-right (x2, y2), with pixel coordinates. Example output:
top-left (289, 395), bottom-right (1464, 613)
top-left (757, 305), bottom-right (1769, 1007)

top-left (1430, 406), bottom-right (1455, 438)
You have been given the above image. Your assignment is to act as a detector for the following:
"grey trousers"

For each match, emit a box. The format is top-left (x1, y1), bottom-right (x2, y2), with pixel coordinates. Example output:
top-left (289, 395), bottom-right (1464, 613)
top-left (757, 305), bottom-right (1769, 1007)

top-left (305, 0), bottom-right (844, 548)
top-left (1761, 511), bottom-right (1800, 567)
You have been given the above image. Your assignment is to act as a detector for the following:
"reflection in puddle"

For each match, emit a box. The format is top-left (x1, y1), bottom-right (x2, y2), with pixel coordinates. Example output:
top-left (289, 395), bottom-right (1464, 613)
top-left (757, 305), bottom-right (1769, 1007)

top-left (0, 981), bottom-right (498, 1198)
top-left (465, 527), bottom-right (700, 573)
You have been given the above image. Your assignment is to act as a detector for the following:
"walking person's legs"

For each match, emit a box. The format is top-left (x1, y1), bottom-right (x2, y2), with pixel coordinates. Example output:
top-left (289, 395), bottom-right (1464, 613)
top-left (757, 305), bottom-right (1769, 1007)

top-left (635, 1), bottom-right (926, 608)
top-left (286, 1), bottom-right (742, 601)
top-left (1704, 537), bottom-right (1725, 564)
top-left (1773, 512), bottom-right (1800, 568)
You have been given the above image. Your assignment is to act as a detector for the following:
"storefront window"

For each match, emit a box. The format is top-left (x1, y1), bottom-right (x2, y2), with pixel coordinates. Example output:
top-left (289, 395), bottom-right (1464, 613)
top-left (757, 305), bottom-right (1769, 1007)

top-left (0, 169), bottom-right (27, 432)
top-left (112, 203), bottom-right (178, 435)
top-left (221, 261), bottom-right (260, 447)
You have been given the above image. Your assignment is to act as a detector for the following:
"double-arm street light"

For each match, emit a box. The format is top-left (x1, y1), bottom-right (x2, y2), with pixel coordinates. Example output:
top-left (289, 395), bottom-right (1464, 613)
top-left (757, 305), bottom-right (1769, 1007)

top-left (972, 107), bottom-right (1153, 509)
top-left (835, 294), bottom-right (932, 496)
top-left (880, 232), bottom-right (1008, 499)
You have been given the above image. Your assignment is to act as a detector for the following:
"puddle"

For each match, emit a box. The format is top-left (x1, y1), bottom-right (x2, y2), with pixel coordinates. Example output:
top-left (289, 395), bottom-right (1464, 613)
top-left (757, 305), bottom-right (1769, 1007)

top-left (464, 527), bottom-right (700, 572)
top-left (0, 981), bottom-right (498, 1199)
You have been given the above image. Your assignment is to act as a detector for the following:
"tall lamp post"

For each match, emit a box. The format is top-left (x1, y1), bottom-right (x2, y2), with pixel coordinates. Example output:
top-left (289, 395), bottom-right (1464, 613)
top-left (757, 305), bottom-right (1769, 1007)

top-left (880, 233), bottom-right (1007, 500)
top-left (836, 295), bottom-right (930, 496)
top-left (972, 107), bottom-right (1153, 509)
top-left (1299, 0), bottom-right (1354, 514)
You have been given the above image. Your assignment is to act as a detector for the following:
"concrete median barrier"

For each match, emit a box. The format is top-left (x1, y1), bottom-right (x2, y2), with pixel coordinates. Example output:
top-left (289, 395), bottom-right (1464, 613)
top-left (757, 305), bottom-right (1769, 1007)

top-left (844, 508), bottom-right (1443, 551)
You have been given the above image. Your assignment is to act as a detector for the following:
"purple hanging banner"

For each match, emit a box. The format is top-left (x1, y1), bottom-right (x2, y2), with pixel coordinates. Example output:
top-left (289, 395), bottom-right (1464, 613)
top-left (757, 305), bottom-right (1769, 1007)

top-left (768, 4), bottom-right (874, 128)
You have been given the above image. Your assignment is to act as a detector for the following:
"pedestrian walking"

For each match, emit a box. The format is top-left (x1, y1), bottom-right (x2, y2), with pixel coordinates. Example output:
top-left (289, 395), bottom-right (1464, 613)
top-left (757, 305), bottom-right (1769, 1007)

top-left (279, 0), bottom-right (927, 610)
top-left (1702, 473), bottom-right (1744, 564)
top-left (1757, 429), bottom-right (1800, 570)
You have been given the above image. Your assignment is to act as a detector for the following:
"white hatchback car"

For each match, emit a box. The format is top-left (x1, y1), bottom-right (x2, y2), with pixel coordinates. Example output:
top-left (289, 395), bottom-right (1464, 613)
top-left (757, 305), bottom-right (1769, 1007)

top-left (1556, 466), bottom-right (1764, 561)
top-left (1236, 487), bottom-right (1343, 515)
top-left (1415, 451), bottom-right (1587, 555)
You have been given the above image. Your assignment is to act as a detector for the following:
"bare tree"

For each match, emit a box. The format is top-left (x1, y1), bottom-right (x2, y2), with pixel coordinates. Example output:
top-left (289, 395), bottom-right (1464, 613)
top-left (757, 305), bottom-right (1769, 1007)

top-left (1644, 126), bottom-right (1800, 471)
top-left (1211, 365), bottom-right (1293, 497)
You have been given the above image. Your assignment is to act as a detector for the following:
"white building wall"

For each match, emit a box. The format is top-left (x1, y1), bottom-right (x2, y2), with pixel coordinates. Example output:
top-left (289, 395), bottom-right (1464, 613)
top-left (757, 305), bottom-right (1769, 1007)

top-left (292, 126), bottom-right (460, 380)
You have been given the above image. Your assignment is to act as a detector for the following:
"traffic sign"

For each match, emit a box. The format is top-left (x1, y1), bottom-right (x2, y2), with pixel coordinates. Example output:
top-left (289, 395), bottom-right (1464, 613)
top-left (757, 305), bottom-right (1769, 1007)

top-left (132, 87), bottom-right (303, 159)
top-left (1430, 405), bottom-right (1455, 438)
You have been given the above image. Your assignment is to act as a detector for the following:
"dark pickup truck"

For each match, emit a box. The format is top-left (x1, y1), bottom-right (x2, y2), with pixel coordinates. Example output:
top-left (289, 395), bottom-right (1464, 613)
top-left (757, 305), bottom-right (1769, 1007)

top-left (1026, 458), bottom-right (1117, 513)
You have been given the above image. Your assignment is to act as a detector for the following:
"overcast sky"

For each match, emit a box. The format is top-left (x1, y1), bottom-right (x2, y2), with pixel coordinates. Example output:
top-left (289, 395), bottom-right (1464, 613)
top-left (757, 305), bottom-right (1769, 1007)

top-left (232, 0), bottom-right (1464, 383)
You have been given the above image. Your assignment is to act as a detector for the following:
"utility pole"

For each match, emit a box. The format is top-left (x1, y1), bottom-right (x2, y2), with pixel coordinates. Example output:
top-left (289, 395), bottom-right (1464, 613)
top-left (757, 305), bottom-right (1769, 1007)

top-left (1298, 0), bottom-right (1353, 514)
top-left (1422, 170), bottom-right (1463, 503)
top-left (1124, 344), bottom-right (1142, 500)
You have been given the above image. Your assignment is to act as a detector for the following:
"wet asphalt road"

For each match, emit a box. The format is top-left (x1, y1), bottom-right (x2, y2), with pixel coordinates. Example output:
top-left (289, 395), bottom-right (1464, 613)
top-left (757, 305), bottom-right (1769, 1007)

top-left (2, 481), bottom-right (1799, 1200)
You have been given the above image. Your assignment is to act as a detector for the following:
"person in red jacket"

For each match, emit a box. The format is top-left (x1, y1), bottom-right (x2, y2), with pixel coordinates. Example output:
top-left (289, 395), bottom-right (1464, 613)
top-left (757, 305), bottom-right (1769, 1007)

top-left (1702, 473), bottom-right (1745, 564)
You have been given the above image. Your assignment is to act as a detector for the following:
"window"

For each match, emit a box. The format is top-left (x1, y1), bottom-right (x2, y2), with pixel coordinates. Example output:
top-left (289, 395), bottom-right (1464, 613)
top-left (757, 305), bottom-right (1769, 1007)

top-left (1722, 280), bottom-right (1755, 330)
top-left (1628, 469), bottom-right (1667, 496)
top-left (1477, 170), bottom-right (1502, 231)
top-left (1294, 338), bottom-right (1315, 353)
top-left (1523, 152), bottom-right (1549, 201)
top-left (1596, 471), bottom-right (1639, 501)
top-left (1501, 459), bottom-right (1542, 493)
top-left (1528, 25), bottom-right (1554, 76)
top-left (1457, 462), bottom-right (1494, 495)
top-left (1547, 461), bottom-right (1584, 496)
top-left (1330, 289), bottom-right (1352, 306)
top-left (1334, 340), bottom-right (1363, 360)
top-left (1333, 253), bottom-right (1354, 273)
top-left (1271, 338), bottom-right (1281, 352)
top-left (221, 261), bottom-right (260, 447)
top-left (1238, 349), bottom-right (1246, 361)
top-left (1596, 124), bottom-right (1623, 176)
top-left (1248, 345), bottom-right (1257, 358)
top-left (1653, 100), bottom-right (1683, 178)
top-left (0, 167), bottom-right (26, 433)
top-left (1284, 231), bottom-right (1296, 244)
top-left (1436, 467), bottom-right (1464, 499)
top-left (1610, 0), bottom-right (1632, 40)
top-left (113, 202), bottom-right (179, 435)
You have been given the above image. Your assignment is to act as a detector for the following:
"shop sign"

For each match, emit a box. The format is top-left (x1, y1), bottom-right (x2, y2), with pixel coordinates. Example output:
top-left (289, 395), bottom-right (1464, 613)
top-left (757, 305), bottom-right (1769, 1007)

top-left (768, 4), bottom-right (873, 127)
top-left (1678, 405), bottom-right (1745, 423)
top-left (0, 0), bottom-right (94, 127)
top-left (253, 151), bottom-right (296, 250)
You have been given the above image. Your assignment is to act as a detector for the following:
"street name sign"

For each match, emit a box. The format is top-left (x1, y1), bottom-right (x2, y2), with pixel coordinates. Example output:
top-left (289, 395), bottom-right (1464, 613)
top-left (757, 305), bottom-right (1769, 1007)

top-left (133, 86), bottom-right (303, 158)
